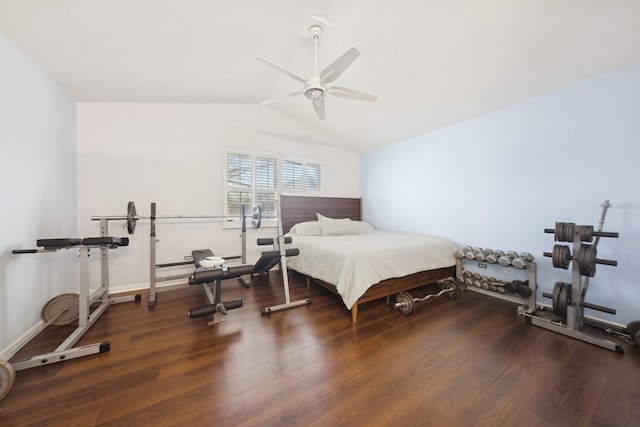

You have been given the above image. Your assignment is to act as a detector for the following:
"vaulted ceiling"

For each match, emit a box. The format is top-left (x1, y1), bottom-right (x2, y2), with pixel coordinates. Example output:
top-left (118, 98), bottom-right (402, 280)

top-left (1, 0), bottom-right (639, 152)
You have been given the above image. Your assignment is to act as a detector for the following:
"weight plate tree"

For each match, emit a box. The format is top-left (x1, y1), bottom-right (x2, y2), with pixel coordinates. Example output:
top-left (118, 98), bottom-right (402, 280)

top-left (530, 200), bottom-right (624, 353)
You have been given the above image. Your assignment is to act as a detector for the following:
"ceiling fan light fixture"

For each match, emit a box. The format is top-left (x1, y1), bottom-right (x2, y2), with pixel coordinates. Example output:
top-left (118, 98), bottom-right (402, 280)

top-left (305, 87), bottom-right (325, 100)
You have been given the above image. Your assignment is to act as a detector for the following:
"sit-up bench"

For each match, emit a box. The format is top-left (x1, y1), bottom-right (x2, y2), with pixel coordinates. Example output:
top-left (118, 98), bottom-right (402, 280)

top-left (2, 236), bottom-right (139, 401)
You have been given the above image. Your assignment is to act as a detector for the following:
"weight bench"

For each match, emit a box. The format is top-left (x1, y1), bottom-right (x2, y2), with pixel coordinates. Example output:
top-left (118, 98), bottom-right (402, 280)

top-left (187, 249), bottom-right (253, 324)
top-left (253, 237), bottom-right (299, 274)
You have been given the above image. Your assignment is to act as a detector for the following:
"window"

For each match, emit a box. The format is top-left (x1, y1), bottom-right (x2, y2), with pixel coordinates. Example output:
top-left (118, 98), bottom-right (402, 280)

top-left (225, 152), bottom-right (253, 220)
top-left (224, 150), bottom-right (323, 227)
top-left (283, 159), bottom-right (324, 193)
top-left (254, 155), bottom-right (277, 225)
top-left (305, 163), bottom-right (323, 192)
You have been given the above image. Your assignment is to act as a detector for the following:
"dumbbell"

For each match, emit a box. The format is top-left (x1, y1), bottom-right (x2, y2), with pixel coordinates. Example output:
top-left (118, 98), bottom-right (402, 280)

top-left (493, 281), bottom-right (506, 294)
top-left (504, 280), bottom-right (532, 297)
top-left (512, 252), bottom-right (534, 269)
top-left (498, 251), bottom-right (519, 267)
top-left (503, 279), bottom-right (519, 294)
top-left (465, 247), bottom-right (482, 261)
top-left (474, 277), bottom-right (490, 290)
top-left (474, 249), bottom-right (494, 262)
top-left (457, 270), bottom-right (471, 284)
top-left (516, 280), bottom-right (532, 297)
top-left (470, 272), bottom-right (483, 288)
top-left (462, 271), bottom-right (475, 287)
top-left (485, 250), bottom-right (504, 264)
top-left (455, 246), bottom-right (473, 259)
top-left (487, 277), bottom-right (498, 292)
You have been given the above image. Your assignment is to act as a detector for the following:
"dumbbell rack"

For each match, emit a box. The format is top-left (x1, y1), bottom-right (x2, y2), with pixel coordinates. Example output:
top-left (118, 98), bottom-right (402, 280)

top-left (521, 201), bottom-right (623, 353)
top-left (455, 249), bottom-right (537, 312)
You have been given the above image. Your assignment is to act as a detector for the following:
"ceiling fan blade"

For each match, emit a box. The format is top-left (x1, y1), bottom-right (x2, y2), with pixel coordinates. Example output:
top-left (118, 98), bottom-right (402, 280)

top-left (312, 98), bottom-right (326, 120)
top-left (309, 15), bottom-right (334, 29)
top-left (261, 90), bottom-right (304, 105)
top-left (256, 56), bottom-right (308, 84)
top-left (319, 47), bottom-right (360, 84)
top-left (327, 86), bottom-right (377, 102)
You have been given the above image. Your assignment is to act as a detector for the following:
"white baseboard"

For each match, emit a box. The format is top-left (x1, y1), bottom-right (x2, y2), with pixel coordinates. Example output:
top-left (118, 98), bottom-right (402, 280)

top-left (0, 319), bottom-right (47, 360)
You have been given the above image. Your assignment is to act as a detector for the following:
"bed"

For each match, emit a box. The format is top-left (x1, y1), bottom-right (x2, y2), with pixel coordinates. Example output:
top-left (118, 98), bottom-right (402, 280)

top-left (280, 195), bottom-right (458, 322)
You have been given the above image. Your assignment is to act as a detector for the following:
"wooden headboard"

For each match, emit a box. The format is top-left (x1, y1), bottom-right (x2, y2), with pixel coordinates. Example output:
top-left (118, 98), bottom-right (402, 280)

top-left (280, 195), bottom-right (362, 234)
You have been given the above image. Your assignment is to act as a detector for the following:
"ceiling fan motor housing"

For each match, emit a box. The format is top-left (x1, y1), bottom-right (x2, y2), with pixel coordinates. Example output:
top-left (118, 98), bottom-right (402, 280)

top-left (304, 77), bottom-right (325, 100)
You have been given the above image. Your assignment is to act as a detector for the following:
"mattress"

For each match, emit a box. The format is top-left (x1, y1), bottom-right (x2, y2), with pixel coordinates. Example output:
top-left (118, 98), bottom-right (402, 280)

top-left (286, 230), bottom-right (457, 309)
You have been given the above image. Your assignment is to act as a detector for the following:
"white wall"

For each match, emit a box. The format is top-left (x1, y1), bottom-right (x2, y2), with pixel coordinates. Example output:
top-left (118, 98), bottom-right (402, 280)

top-left (361, 63), bottom-right (640, 326)
top-left (77, 103), bottom-right (360, 291)
top-left (0, 33), bottom-right (77, 349)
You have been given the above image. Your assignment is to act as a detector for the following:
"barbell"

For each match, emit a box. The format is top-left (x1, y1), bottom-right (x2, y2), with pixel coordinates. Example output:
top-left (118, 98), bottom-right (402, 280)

top-left (92, 201), bottom-right (264, 234)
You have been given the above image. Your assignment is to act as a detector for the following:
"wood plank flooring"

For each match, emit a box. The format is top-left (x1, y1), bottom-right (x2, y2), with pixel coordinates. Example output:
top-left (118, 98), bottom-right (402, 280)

top-left (1, 271), bottom-right (638, 426)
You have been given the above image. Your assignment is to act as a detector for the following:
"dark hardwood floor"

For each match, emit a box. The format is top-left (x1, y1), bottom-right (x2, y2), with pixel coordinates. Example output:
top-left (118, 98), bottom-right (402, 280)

top-left (1, 271), bottom-right (638, 426)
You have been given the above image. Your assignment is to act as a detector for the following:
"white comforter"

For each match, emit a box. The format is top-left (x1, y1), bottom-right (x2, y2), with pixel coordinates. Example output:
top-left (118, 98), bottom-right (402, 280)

top-left (286, 230), bottom-right (457, 309)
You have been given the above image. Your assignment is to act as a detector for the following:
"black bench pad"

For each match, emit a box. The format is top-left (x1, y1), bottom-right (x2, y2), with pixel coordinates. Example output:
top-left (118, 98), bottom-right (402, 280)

top-left (82, 237), bottom-right (129, 247)
top-left (37, 238), bottom-right (82, 248)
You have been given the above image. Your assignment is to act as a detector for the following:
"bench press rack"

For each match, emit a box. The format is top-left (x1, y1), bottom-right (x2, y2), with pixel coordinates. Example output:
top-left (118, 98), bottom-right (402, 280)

top-left (147, 203), bottom-right (253, 307)
top-left (1, 237), bottom-right (140, 401)
top-left (93, 203), bottom-right (253, 307)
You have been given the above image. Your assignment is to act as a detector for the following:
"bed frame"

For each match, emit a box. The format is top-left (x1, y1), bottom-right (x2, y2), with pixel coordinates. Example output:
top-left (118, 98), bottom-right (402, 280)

top-left (280, 194), bottom-right (456, 322)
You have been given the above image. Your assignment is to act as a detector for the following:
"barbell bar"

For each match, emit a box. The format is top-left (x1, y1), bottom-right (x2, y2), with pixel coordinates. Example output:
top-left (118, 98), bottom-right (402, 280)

top-left (92, 201), bottom-right (265, 234)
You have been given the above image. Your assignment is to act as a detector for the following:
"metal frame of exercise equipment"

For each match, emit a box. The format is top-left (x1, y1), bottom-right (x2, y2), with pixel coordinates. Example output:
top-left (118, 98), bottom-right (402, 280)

top-left (93, 202), bottom-right (257, 307)
top-left (260, 193), bottom-right (312, 314)
top-left (147, 202), bottom-right (254, 307)
top-left (92, 199), bottom-right (309, 314)
top-left (187, 251), bottom-right (252, 325)
top-left (518, 200), bottom-right (625, 353)
top-left (0, 238), bottom-right (139, 401)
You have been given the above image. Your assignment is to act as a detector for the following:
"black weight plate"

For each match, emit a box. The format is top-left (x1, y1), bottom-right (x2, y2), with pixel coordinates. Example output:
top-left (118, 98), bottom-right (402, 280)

top-left (127, 201), bottom-right (137, 234)
top-left (558, 282), bottom-right (571, 317)
top-left (552, 282), bottom-right (563, 316)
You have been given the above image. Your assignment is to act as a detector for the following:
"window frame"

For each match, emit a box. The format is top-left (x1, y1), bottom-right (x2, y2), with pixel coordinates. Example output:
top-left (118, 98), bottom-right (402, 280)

top-left (281, 157), bottom-right (324, 195)
top-left (223, 149), bottom-right (324, 228)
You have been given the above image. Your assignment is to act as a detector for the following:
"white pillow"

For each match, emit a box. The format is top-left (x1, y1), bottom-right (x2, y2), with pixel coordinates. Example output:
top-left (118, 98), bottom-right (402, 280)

top-left (290, 221), bottom-right (322, 236)
top-left (317, 213), bottom-right (354, 235)
top-left (350, 220), bottom-right (375, 234)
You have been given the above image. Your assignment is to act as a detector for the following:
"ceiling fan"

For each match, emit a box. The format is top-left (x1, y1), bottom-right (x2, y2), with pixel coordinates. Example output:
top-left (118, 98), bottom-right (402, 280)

top-left (257, 25), bottom-right (377, 120)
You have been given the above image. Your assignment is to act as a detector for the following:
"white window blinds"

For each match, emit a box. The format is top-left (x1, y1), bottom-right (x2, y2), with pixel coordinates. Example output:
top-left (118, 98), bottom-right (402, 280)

top-left (224, 150), bottom-right (323, 226)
